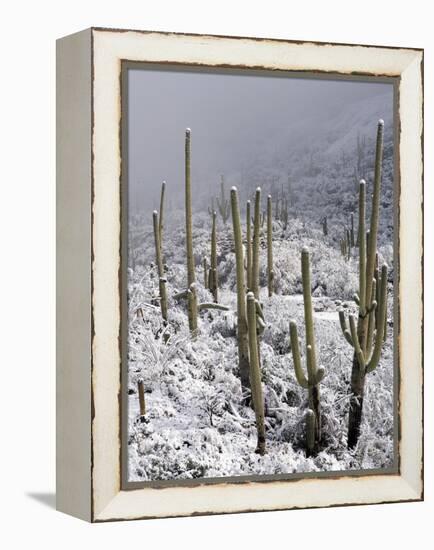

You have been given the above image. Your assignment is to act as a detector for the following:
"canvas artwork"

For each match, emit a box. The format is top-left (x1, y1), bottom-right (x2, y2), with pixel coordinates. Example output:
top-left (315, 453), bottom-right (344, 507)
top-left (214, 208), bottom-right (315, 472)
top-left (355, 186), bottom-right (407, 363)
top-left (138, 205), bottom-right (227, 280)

top-left (124, 66), bottom-right (396, 484)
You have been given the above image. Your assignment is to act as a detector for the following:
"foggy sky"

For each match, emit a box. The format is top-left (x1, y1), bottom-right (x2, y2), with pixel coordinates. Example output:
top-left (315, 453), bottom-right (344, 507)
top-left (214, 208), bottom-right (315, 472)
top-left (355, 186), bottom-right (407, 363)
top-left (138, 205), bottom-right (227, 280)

top-left (127, 67), bottom-right (393, 213)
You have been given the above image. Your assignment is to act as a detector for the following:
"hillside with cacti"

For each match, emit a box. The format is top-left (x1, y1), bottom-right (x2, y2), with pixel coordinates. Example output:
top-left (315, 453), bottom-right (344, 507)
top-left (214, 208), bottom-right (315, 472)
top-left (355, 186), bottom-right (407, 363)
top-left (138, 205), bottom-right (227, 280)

top-left (127, 112), bottom-right (395, 481)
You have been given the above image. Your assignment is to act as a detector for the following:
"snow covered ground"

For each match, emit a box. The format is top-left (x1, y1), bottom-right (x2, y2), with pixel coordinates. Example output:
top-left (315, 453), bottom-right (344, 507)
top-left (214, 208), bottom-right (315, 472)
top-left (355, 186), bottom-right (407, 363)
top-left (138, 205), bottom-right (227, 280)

top-left (127, 211), bottom-right (394, 482)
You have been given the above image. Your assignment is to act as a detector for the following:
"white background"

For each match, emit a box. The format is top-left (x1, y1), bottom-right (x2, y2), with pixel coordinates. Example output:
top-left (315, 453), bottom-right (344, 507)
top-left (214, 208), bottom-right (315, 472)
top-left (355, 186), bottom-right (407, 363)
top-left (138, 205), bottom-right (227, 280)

top-left (1, 1), bottom-right (431, 547)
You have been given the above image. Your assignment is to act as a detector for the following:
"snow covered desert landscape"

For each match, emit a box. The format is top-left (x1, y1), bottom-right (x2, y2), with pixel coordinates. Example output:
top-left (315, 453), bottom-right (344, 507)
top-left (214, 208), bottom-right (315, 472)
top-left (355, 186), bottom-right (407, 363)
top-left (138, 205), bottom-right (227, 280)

top-left (125, 70), bottom-right (395, 482)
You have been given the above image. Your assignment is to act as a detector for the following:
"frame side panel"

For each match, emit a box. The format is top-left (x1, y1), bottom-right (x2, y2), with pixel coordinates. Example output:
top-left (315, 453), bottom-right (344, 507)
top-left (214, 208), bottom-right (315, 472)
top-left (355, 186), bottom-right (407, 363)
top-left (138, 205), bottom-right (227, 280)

top-left (56, 28), bottom-right (92, 522)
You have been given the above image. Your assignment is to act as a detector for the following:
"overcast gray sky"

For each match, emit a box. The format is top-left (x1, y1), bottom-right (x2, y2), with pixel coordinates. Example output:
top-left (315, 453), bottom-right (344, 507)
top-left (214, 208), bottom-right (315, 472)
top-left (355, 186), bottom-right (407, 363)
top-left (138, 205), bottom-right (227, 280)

top-left (127, 67), bottom-right (393, 213)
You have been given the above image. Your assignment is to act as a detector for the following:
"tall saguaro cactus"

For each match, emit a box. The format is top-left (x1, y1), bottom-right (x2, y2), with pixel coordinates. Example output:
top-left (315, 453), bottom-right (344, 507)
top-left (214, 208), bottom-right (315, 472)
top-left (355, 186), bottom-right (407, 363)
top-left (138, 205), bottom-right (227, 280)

top-left (267, 195), bottom-right (274, 297)
top-left (230, 187), bottom-right (251, 394)
top-left (247, 292), bottom-right (266, 455)
top-left (246, 200), bottom-right (252, 292)
top-left (208, 211), bottom-right (218, 303)
top-left (289, 248), bottom-right (325, 453)
top-left (184, 128), bottom-right (197, 332)
top-left (152, 210), bottom-right (168, 321)
top-left (252, 187), bottom-right (262, 300)
top-left (338, 120), bottom-right (388, 448)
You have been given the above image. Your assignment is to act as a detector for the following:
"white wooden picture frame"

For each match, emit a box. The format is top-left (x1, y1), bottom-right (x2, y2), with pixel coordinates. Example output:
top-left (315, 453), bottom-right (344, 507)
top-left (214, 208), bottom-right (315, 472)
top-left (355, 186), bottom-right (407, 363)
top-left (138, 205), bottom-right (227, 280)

top-left (56, 27), bottom-right (423, 522)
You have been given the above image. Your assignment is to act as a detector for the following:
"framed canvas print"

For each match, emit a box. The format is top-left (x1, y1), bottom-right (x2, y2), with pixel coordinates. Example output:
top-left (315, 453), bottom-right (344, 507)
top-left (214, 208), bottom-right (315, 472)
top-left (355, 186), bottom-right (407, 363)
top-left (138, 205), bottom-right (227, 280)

top-left (56, 28), bottom-right (424, 522)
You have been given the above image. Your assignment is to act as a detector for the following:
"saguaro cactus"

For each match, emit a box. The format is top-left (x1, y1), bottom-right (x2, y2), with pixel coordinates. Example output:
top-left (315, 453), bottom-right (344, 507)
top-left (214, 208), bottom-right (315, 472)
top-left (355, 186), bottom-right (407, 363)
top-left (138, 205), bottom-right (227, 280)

top-left (203, 257), bottom-right (208, 289)
top-left (247, 292), bottom-right (266, 455)
top-left (340, 236), bottom-right (348, 259)
top-left (289, 248), bottom-right (325, 453)
top-left (246, 200), bottom-right (252, 292)
top-left (184, 128), bottom-right (197, 332)
top-left (338, 119), bottom-right (388, 448)
top-left (159, 180), bottom-right (166, 243)
top-left (252, 188), bottom-right (262, 299)
top-left (207, 197), bottom-right (215, 216)
top-left (216, 175), bottom-right (230, 225)
top-left (230, 187), bottom-right (251, 394)
top-left (187, 282), bottom-right (198, 333)
top-left (281, 197), bottom-right (289, 230)
top-left (267, 195), bottom-right (274, 297)
top-left (208, 211), bottom-right (218, 302)
top-left (152, 210), bottom-right (168, 321)
top-left (346, 229), bottom-right (351, 260)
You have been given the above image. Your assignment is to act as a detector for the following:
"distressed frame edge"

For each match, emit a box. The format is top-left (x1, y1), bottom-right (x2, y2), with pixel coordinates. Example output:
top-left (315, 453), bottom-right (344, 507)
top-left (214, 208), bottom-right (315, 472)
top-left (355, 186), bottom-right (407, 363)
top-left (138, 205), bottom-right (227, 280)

top-left (90, 29), bottom-right (423, 523)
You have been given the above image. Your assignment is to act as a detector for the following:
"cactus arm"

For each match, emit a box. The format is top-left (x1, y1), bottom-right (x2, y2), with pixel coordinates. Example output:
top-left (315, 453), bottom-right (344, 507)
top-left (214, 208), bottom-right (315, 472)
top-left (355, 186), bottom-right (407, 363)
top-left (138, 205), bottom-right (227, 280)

top-left (366, 277), bottom-right (377, 356)
top-left (367, 301), bottom-right (377, 314)
top-left (255, 299), bottom-right (265, 321)
top-left (252, 188), bottom-right (261, 299)
top-left (349, 315), bottom-right (366, 370)
top-left (368, 272), bottom-right (378, 312)
top-left (353, 293), bottom-right (360, 305)
top-left (246, 292), bottom-right (266, 455)
top-left (198, 303), bottom-right (229, 311)
top-left (256, 316), bottom-right (266, 335)
top-left (306, 345), bottom-right (325, 385)
top-left (289, 321), bottom-right (309, 389)
top-left (314, 366), bottom-right (325, 384)
top-left (173, 289), bottom-right (188, 300)
top-left (366, 310), bottom-right (375, 356)
top-left (366, 264), bottom-right (388, 373)
top-left (339, 310), bottom-right (353, 346)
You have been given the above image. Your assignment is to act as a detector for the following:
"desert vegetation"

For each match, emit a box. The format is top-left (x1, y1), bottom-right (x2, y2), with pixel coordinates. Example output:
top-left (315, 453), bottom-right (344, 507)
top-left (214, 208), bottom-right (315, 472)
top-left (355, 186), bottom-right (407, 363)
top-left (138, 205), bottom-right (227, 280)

top-left (127, 112), bottom-right (394, 481)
